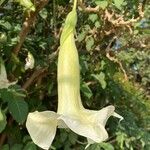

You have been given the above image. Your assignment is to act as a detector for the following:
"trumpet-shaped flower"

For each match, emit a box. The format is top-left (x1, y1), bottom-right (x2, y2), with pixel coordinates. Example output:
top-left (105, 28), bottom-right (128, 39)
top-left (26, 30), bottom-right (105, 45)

top-left (0, 58), bottom-right (17, 89)
top-left (26, 1), bottom-right (123, 149)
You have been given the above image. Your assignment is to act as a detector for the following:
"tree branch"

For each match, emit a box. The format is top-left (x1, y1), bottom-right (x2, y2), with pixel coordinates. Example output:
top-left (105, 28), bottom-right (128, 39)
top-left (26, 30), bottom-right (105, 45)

top-left (13, 0), bottom-right (49, 56)
top-left (22, 68), bottom-right (48, 90)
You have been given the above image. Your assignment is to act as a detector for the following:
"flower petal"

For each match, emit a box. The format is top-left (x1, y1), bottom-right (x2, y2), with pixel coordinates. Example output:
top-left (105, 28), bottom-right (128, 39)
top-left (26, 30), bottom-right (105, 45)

top-left (0, 58), bottom-right (7, 81)
top-left (26, 111), bottom-right (58, 150)
top-left (58, 114), bottom-right (108, 143)
top-left (87, 105), bottom-right (115, 126)
top-left (58, 106), bottom-right (119, 146)
top-left (113, 112), bottom-right (124, 121)
top-left (0, 58), bottom-right (17, 89)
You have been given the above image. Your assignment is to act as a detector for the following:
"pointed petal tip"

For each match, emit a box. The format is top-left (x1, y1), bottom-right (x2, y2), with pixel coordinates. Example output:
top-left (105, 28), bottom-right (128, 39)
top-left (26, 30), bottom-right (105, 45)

top-left (113, 112), bottom-right (124, 122)
top-left (85, 144), bottom-right (90, 149)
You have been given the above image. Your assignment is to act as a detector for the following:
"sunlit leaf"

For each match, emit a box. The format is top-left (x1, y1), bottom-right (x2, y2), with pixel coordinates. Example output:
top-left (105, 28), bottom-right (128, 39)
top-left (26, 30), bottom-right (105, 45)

top-left (113, 0), bottom-right (124, 10)
top-left (92, 72), bottom-right (107, 89)
top-left (86, 37), bottom-right (94, 51)
top-left (39, 8), bottom-right (48, 20)
top-left (95, 0), bottom-right (108, 9)
top-left (81, 82), bottom-right (93, 99)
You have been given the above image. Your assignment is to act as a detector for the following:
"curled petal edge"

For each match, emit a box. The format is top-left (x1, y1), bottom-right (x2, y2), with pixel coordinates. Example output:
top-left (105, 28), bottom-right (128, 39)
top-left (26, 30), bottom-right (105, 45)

top-left (26, 111), bottom-right (58, 150)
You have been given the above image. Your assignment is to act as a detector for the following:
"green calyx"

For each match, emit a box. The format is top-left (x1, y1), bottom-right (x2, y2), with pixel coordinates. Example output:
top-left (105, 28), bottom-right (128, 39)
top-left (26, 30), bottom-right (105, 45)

top-left (60, 0), bottom-right (77, 46)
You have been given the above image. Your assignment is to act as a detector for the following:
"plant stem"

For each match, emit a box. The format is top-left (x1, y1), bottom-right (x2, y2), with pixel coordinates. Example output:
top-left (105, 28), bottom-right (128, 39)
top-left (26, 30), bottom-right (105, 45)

top-left (73, 0), bottom-right (77, 10)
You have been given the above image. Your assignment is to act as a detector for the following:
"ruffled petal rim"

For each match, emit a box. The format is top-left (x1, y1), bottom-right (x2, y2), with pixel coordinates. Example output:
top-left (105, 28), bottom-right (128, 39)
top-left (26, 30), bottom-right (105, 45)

top-left (58, 114), bottom-right (108, 144)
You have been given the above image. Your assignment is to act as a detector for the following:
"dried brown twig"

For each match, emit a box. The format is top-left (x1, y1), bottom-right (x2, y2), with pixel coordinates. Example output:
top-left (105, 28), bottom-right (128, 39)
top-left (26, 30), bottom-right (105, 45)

top-left (78, 1), bottom-right (144, 34)
top-left (106, 52), bottom-right (128, 81)
top-left (104, 3), bottom-right (144, 26)
top-left (104, 3), bottom-right (144, 34)
top-left (105, 36), bottom-right (128, 81)
top-left (22, 68), bottom-right (48, 90)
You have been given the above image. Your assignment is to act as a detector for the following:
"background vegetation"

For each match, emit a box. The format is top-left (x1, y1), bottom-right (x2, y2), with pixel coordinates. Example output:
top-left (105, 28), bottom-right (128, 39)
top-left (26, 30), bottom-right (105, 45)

top-left (0, 0), bottom-right (150, 149)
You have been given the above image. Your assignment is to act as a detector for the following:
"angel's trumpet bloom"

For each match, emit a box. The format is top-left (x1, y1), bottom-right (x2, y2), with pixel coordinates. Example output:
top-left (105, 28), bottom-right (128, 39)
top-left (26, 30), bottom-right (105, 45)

top-left (0, 58), bottom-right (16, 89)
top-left (26, 2), bottom-right (123, 150)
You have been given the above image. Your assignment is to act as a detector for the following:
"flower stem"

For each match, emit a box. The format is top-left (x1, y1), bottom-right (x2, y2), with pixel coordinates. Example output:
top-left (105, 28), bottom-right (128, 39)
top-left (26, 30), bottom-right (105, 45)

top-left (73, 0), bottom-right (77, 10)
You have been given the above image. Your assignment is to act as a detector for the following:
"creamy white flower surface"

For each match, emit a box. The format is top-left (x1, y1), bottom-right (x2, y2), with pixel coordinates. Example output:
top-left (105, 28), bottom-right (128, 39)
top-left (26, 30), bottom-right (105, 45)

top-left (26, 2), bottom-right (123, 150)
top-left (0, 58), bottom-right (17, 89)
top-left (25, 51), bottom-right (35, 70)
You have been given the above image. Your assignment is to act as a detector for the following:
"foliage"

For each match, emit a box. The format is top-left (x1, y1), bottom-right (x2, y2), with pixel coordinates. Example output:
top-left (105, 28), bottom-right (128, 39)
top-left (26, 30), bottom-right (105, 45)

top-left (0, 0), bottom-right (150, 150)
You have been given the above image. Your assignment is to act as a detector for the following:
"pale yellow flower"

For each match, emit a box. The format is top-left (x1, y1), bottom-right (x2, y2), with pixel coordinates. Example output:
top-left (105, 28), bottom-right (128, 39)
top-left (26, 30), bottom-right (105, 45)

top-left (0, 58), bottom-right (17, 89)
top-left (25, 51), bottom-right (35, 70)
top-left (26, 1), bottom-right (123, 149)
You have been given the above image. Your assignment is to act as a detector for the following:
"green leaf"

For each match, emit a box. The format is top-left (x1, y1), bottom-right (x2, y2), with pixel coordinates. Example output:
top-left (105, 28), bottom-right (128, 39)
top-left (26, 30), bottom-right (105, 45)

top-left (1, 86), bottom-right (26, 103)
top-left (16, 0), bottom-right (35, 11)
top-left (39, 8), bottom-right (48, 20)
top-left (68, 132), bottom-right (78, 145)
top-left (100, 60), bottom-right (106, 70)
top-left (8, 95), bottom-right (28, 123)
top-left (23, 142), bottom-right (37, 150)
top-left (86, 37), bottom-right (94, 51)
top-left (1, 144), bottom-right (9, 150)
top-left (95, 0), bottom-right (108, 9)
top-left (60, 130), bottom-right (68, 143)
top-left (81, 82), bottom-right (93, 99)
top-left (88, 14), bottom-right (98, 23)
top-left (10, 144), bottom-right (23, 150)
top-left (92, 72), bottom-right (107, 89)
top-left (0, 109), bottom-right (7, 133)
top-left (0, 20), bottom-right (11, 30)
top-left (95, 21), bottom-right (101, 28)
top-left (80, 56), bottom-right (89, 75)
top-left (100, 142), bottom-right (114, 150)
top-left (116, 132), bottom-right (127, 149)
top-left (87, 144), bottom-right (101, 150)
top-left (2, 87), bottom-right (28, 123)
top-left (0, 0), bottom-right (5, 5)
top-left (23, 135), bottom-right (32, 143)
top-left (113, 0), bottom-right (124, 10)
top-left (78, 31), bottom-right (86, 42)
top-left (0, 88), bottom-right (12, 102)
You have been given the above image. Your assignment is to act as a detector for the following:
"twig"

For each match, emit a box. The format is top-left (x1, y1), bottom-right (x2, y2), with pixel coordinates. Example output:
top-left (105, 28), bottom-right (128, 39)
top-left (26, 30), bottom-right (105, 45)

top-left (78, 0), bottom-right (100, 13)
top-left (13, 0), bottom-right (49, 56)
top-left (105, 36), bottom-right (128, 81)
top-left (106, 52), bottom-right (128, 81)
top-left (104, 3), bottom-right (144, 34)
top-left (22, 68), bottom-right (48, 90)
top-left (105, 8), bottom-right (143, 25)
top-left (0, 134), bottom-right (6, 148)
